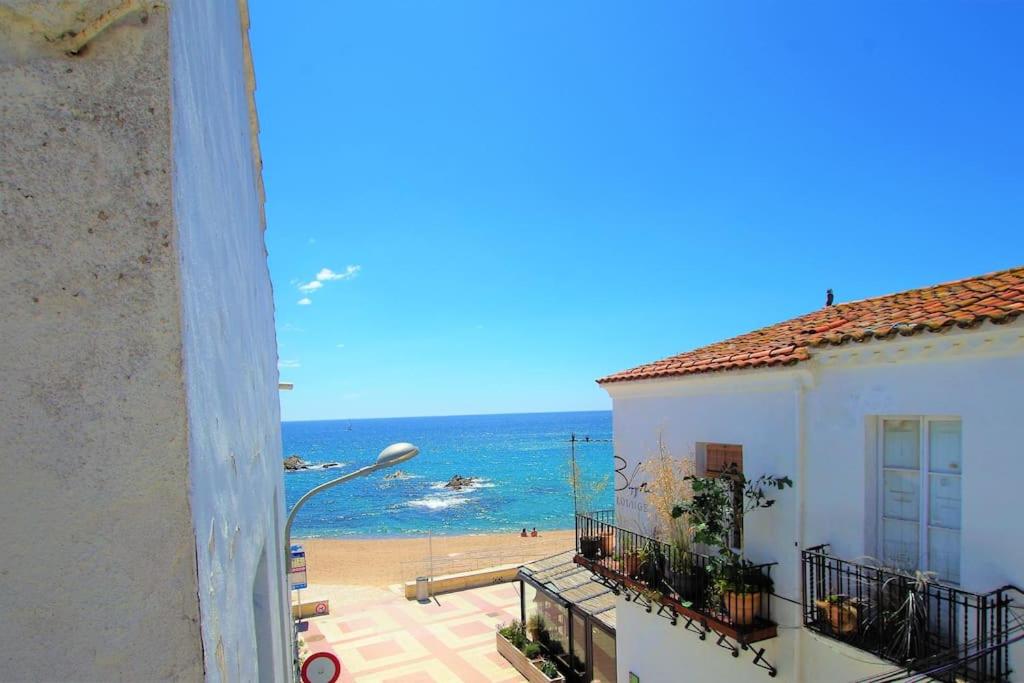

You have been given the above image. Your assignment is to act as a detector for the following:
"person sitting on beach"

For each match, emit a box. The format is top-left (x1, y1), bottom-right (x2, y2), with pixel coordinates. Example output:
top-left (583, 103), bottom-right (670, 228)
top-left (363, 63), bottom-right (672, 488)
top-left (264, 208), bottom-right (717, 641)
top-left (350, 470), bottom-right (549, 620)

top-left (520, 528), bottom-right (528, 537)
top-left (530, 527), bottom-right (538, 537)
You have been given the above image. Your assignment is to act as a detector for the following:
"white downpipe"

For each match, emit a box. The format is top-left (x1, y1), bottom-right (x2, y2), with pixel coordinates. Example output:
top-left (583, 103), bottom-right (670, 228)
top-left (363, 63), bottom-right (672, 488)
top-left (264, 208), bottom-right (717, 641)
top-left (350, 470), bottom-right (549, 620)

top-left (793, 371), bottom-right (811, 683)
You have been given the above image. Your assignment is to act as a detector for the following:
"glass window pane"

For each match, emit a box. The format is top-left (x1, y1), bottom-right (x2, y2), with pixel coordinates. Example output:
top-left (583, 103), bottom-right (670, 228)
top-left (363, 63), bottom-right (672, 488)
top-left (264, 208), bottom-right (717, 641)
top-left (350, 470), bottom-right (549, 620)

top-left (571, 613), bottom-right (587, 674)
top-left (929, 527), bottom-right (961, 584)
top-left (524, 582), bottom-right (538, 622)
top-left (592, 625), bottom-right (617, 683)
top-left (534, 592), bottom-right (569, 656)
top-left (883, 470), bottom-right (920, 521)
top-left (929, 474), bottom-right (961, 529)
top-left (883, 518), bottom-right (920, 571)
top-left (929, 421), bottom-right (962, 474)
top-left (884, 420), bottom-right (920, 468)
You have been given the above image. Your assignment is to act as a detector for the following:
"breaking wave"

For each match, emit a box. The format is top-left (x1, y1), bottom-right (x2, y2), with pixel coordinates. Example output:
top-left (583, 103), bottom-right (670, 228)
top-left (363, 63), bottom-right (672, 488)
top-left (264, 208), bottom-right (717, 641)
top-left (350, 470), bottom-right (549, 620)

top-left (408, 495), bottom-right (470, 511)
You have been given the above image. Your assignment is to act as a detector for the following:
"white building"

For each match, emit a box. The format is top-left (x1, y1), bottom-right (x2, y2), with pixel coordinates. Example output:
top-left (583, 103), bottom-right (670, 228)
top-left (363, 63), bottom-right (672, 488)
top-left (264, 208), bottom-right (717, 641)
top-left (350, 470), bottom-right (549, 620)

top-left (0, 2), bottom-right (290, 681)
top-left (585, 267), bottom-right (1024, 683)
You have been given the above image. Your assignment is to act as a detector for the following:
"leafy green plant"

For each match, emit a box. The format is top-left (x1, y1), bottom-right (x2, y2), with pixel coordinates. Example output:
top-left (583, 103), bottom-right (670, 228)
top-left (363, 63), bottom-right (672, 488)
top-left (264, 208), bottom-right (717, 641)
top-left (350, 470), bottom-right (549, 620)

top-left (537, 658), bottom-right (560, 679)
top-left (671, 465), bottom-right (791, 596)
top-left (499, 620), bottom-right (528, 650)
top-left (523, 642), bottom-right (542, 659)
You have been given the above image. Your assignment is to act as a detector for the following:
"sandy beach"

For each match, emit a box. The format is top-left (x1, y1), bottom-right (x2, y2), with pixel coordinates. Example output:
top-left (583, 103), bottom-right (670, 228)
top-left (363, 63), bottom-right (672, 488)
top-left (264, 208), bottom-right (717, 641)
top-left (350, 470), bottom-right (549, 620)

top-left (297, 529), bottom-right (576, 586)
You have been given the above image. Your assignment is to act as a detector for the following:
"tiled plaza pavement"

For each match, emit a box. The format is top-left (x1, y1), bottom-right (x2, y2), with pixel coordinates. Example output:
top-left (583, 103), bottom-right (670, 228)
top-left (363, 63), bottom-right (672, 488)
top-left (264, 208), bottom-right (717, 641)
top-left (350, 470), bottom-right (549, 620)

top-left (301, 583), bottom-right (527, 682)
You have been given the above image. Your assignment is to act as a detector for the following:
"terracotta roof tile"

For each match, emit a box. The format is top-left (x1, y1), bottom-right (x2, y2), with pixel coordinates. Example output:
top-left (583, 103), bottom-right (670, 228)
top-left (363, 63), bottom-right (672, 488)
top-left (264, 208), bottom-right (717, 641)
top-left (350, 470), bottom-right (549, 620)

top-left (598, 266), bottom-right (1024, 385)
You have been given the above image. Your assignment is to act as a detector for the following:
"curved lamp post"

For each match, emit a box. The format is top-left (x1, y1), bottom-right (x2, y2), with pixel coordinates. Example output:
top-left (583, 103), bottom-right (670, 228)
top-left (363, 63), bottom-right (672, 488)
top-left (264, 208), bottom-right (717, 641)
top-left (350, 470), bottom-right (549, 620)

top-left (284, 442), bottom-right (420, 570)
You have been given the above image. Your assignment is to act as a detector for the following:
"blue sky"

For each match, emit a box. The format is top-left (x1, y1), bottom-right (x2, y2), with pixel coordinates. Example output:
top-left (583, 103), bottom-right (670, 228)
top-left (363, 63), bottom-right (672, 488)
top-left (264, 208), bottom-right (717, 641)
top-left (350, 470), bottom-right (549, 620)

top-left (249, 2), bottom-right (1023, 421)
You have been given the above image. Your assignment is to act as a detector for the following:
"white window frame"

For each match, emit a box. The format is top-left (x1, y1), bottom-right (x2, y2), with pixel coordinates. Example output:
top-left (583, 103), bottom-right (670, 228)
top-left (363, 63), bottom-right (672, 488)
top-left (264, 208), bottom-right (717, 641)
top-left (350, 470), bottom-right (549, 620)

top-left (876, 415), bottom-right (962, 584)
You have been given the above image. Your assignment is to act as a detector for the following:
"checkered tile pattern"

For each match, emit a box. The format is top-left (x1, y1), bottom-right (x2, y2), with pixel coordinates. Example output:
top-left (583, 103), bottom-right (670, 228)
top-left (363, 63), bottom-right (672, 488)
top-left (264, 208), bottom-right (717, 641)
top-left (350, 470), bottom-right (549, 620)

top-left (301, 584), bottom-right (527, 682)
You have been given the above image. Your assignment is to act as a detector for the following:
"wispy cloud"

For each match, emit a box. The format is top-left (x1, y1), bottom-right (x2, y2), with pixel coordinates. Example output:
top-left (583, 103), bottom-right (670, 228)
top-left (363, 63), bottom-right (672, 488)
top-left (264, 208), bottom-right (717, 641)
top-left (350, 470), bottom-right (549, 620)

top-left (316, 266), bottom-right (361, 282)
top-left (278, 359), bottom-right (301, 369)
top-left (294, 265), bottom-right (361, 302)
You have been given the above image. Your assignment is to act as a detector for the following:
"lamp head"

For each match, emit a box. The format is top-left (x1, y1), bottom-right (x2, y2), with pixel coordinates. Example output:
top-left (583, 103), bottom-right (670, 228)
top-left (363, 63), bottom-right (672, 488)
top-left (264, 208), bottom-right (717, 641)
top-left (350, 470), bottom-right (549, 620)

top-left (377, 442), bottom-right (419, 467)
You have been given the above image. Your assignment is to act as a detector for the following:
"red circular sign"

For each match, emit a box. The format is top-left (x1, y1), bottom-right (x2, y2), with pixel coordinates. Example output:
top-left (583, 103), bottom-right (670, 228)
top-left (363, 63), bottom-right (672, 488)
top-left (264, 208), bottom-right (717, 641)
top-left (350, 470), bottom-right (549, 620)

top-left (301, 652), bottom-right (340, 683)
top-left (314, 601), bottom-right (328, 615)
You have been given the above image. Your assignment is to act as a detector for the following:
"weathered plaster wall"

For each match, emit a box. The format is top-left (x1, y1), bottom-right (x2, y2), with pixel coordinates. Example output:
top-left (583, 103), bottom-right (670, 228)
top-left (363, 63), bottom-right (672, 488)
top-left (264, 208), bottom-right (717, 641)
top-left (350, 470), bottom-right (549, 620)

top-left (0, 4), bottom-right (205, 681)
top-left (1, 2), bottom-right (287, 681)
top-left (169, 1), bottom-right (290, 681)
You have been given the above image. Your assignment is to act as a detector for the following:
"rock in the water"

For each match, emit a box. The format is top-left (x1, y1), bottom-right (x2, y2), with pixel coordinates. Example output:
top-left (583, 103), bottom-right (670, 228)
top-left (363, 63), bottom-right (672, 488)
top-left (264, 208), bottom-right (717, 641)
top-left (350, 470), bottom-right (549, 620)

top-left (444, 474), bottom-right (476, 490)
top-left (283, 455), bottom-right (306, 471)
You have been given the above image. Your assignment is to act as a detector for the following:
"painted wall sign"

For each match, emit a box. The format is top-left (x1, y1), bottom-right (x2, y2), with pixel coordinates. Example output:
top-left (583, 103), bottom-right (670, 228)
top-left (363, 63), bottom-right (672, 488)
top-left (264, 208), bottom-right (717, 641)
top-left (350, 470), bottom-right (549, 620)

top-left (614, 454), bottom-right (651, 516)
top-left (290, 544), bottom-right (308, 590)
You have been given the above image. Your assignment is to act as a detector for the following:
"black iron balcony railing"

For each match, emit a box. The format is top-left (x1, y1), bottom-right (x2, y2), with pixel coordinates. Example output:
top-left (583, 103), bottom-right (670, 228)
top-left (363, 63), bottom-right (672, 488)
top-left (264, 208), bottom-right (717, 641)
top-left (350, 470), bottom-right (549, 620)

top-left (574, 511), bottom-right (778, 643)
top-left (802, 544), bottom-right (1017, 682)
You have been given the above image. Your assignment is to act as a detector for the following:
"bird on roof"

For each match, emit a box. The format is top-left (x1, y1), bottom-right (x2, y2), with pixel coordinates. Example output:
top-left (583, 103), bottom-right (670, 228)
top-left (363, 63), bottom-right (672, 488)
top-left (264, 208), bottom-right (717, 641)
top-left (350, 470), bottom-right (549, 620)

top-left (825, 289), bottom-right (834, 307)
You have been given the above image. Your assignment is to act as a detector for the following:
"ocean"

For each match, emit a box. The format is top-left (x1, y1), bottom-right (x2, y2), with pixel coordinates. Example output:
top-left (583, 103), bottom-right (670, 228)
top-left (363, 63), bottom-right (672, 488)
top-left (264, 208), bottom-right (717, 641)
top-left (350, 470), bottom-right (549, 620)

top-left (282, 410), bottom-right (613, 538)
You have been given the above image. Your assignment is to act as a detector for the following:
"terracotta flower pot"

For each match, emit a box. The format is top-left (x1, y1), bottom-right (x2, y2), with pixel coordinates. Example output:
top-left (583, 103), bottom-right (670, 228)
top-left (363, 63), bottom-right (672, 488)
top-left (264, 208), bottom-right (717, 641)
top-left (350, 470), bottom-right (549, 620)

top-left (815, 599), bottom-right (858, 635)
top-left (723, 591), bottom-right (762, 625)
top-left (598, 531), bottom-right (614, 557)
top-left (622, 552), bottom-right (641, 578)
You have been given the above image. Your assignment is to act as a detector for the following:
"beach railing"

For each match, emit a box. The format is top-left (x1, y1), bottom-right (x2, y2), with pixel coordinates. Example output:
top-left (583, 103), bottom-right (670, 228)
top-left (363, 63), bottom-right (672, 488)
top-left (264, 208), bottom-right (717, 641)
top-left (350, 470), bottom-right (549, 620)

top-left (399, 545), bottom-right (554, 584)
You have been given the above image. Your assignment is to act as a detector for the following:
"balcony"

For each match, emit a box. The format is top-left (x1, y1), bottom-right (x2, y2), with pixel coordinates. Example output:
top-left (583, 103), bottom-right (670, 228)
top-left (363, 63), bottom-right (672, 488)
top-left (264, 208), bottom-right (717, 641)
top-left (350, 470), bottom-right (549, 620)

top-left (573, 512), bottom-right (778, 646)
top-left (801, 544), bottom-right (1018, 682)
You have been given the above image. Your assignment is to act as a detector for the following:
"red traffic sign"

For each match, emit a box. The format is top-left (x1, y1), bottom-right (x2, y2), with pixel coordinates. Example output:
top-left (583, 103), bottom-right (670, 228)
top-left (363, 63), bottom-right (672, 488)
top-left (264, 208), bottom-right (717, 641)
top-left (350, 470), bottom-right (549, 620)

top-left (301, 652), bottom-right (340, 683)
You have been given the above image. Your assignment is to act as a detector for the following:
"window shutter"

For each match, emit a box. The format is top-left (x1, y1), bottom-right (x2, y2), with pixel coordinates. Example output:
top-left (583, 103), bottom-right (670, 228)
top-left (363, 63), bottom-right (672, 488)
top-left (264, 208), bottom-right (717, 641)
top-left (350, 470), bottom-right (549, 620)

top-left (706, 444), bottom-right (743, 477)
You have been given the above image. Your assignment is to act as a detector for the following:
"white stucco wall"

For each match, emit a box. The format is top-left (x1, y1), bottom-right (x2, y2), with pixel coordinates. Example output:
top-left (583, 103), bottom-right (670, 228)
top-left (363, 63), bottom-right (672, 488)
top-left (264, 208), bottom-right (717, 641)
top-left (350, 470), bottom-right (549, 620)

top-left (170, 1), bottom-right (290, 681)
top-left (606, 322), bottom-right (1024, 682)
top-left (805, 339), bottom-right (1024, 593)
top-left (0, 2), bottom-right (287, 681)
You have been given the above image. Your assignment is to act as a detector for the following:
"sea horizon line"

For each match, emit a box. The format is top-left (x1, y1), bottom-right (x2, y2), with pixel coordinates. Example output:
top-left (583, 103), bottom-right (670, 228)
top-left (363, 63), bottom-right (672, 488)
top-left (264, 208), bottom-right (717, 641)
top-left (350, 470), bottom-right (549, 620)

top-left (281, 407), bottom-right (612, 424)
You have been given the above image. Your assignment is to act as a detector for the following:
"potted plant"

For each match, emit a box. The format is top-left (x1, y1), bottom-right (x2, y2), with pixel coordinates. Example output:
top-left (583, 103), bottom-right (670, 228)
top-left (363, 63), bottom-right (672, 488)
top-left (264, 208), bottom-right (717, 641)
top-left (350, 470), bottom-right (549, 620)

top-left (672, 464), bottom-right (791, 625)
top-left (579, 535), bottom-right (600, 560)
top-left (641, 438), bottom-right (703, 601)
top-left (597, 529), bottom-right (615, 557)
top-left (710, 553), bottom-right (773, 625)
top-left (615, 537), bottom-right (642, 578)
top-left (527, 613), bottom-right (546, 642)
top-left (636, 538), bottom-right (665, 587)
top-left (815, 594), bottom-right (859, 635)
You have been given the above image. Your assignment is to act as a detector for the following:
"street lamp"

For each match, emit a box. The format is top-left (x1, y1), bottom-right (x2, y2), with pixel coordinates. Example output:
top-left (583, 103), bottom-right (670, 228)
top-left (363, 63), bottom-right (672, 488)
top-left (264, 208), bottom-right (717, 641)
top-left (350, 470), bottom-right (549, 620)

top-left (283, 442), bottom-right (420, 569)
